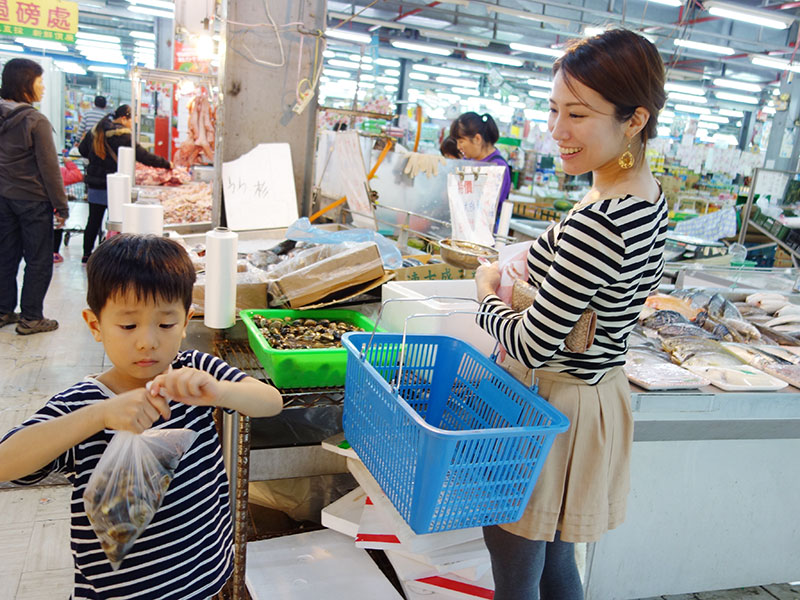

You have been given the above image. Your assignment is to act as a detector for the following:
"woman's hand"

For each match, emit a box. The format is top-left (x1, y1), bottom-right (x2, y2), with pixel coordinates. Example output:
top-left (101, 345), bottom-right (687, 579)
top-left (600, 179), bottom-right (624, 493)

top-left (148, 367), bottom-right (220, 408)
top-left (102, 388), bottom-right (171, 433)
top-left (475, 262), bottom-right (501, 302)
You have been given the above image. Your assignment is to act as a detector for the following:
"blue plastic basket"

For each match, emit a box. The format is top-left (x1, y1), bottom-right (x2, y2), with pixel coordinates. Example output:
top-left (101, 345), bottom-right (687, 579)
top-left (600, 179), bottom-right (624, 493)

top-left (342, 331), bottom-right (570, 534)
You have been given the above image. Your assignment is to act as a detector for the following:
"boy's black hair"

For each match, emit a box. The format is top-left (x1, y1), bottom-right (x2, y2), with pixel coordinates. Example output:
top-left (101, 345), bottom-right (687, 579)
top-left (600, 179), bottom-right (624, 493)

top-left (94, 95), bottom-right (107, 108)
top-left (440, 136), bottom-right (459, 158)
top-left (86, 234), bottom-right (196, 316)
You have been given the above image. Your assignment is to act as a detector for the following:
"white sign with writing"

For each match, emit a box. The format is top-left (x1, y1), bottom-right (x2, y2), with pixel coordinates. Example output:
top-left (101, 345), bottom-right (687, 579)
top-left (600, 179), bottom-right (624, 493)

top-left (222, 143), bottom-right (299, 231)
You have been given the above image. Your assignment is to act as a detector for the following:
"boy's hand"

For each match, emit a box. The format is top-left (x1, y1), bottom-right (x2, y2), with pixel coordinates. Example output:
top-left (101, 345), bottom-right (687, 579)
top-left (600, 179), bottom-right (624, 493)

top-left (103, 388), bottom-right (171, 433)
top-left (148, 368), bottom-right (220, 408)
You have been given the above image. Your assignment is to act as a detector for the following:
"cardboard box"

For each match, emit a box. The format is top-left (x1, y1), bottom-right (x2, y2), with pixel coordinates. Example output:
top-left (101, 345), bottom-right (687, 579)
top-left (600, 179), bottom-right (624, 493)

top-left (390, 255), bottom-right (476, 282)
top-left (191, 280), bottom-right (267, 316)
top-left (269, 242), bottom-right (385, 308)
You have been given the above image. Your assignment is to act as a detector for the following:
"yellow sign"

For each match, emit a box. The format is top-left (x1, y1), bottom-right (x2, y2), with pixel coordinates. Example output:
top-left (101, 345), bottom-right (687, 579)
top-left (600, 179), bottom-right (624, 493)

top-left (0, 0), bottom-right (78, 42)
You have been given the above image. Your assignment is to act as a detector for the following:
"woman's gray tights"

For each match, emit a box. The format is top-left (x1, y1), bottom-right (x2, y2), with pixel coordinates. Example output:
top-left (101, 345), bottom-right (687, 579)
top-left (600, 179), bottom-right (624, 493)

top-left (483, 525), bottom-right (584, 600)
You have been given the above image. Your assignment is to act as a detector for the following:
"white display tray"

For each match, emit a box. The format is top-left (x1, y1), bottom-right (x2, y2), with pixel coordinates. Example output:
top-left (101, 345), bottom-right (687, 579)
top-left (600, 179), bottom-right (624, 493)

top-left (686, 365), bottom-right (788, 392)
top-left (624, 362), bottom-right (710, 391)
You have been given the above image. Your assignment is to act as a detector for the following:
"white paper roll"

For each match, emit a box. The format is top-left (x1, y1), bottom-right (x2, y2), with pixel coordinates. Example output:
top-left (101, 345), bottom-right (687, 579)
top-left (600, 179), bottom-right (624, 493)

top-left (122, 203), bottom-right (163, 235)
top-left (117, 146), bottom-right (135, 179)
top-left (106, 173), bottom-right (131, 223)
top-left (204, 227), bottom-right (238, 329)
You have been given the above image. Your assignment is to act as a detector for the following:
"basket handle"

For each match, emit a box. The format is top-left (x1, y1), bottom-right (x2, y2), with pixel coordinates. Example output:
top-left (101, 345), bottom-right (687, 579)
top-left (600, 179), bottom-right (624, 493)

top-left (366, 297), bottom-right (532, 392)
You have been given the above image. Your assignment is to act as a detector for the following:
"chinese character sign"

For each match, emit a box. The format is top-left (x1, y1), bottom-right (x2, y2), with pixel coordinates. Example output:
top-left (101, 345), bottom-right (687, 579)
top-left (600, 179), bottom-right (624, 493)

top-left (0, 0), bottom-right (77, 42)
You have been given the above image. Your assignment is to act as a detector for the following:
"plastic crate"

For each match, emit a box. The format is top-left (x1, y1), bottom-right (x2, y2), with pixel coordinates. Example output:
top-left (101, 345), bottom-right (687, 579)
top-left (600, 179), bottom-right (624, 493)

top-left (241, 309), bottom-right (381, 388)
top-left (342, 332), bottom-right (570, 534)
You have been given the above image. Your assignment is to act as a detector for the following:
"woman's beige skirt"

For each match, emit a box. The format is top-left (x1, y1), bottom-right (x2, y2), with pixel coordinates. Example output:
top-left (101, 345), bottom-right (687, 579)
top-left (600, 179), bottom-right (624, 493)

top-left (499, 360), bottom-right (633, 543)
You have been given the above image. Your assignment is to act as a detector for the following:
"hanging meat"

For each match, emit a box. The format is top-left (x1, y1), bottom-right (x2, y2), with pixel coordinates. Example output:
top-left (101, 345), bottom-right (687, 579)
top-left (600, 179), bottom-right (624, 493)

top-left (174, 91), bottom-right (215, 167)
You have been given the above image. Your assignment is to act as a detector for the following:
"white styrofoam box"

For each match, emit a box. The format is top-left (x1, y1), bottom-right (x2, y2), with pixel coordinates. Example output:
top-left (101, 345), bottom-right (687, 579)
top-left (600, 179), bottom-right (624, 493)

top-left (347, 458), bottom-right (482, 555)
top-left (246, 529), bottom-right (403, 600)
top-left (321, 487), bottom-right (366, 538)
top-left (380, 279), bottom-right (498, 356)
top-left (387, 550), bottom-right (495, 600)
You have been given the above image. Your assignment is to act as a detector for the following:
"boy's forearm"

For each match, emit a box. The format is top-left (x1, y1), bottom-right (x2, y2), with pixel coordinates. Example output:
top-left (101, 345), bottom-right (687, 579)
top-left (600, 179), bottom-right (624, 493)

top-left (217, 378), bottom-right (282, 418)
top-left (0, 403), bottom-right (106, 482)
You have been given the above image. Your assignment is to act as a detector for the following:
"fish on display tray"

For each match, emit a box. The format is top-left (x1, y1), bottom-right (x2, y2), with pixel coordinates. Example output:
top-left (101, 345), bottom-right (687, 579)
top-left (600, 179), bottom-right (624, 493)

top-left (626, 347), bottom-right (673, 365)
top-left (641, 310), bottom-right (690, 330)
top-left (660, 336), bottom-right (746, 367)
top-left (723, 343), bottom-right (800, 388)
top-left (624, 361), bottom-right (710, 391)
top-left (752, 322), bottom-right (800, 346)
top-left (657, 323), bottom-right (719, 339)
top-left (685, 365), bottom-right (788, 392)
top-left (644, 294), bottom-right (701, 320)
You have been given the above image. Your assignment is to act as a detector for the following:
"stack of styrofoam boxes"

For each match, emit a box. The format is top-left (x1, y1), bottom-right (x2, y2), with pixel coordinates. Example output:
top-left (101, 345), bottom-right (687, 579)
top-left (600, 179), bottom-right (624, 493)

top-left (379, 279), bottom-right (498, 356)
top-left (321, 434), bottom-right (495, 599)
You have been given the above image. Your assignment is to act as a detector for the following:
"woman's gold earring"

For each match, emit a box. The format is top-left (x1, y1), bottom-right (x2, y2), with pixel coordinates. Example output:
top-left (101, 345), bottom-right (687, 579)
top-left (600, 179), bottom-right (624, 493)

top-left (618, 142), bottom-right (634, 169)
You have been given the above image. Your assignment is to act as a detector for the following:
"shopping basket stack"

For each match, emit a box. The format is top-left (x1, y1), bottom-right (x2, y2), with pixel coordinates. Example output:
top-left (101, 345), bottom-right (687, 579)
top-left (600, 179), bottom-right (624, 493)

top-left (342, 331), bottom-right (569, 535)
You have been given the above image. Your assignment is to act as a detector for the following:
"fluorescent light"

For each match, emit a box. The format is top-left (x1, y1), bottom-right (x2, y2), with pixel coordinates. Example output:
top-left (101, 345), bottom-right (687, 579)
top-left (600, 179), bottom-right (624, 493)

top-left (527, 78), bottom-right (553, 88)
top-left (130, 31), bottom-right (156, 40)
top-left (391, 40), bottom-right (452, 56)
top-left (751, 56), bottom-right (800, 74)
top-left (417, 28), bottom-right (490, 47)
top-left (135, 40), bottom-right (157, 48)
top-left (466, 50), bottom-right (523, 66)
top-left (657, 126), bottom-right (672, 137)
top-left (77, 40), bottom-right (121, 51)
top-left (0, 44), bottom-right (24, 52)
top-left (713, 78), bottom-right (762, 93)
top-left (674, 104), bottom-right (711, 114)
top-left (762, 106), bottom-right (777, 114)
top-left (660, 116), bottom-right (674, 124)
top-left (699, 115), bottom-right (729, 124)
top-left (649, 0), bottom-right (682, 5)
top-left (376, 76), bottom-right (398, 85)
top-left (523, 109), bottom-right (550, 121)
top-left (17, 38), bottom-right (68, 51)
top-left (528, 90), bottom-right (550, 100)
top-left (452, 86), bottom-right (480, 96)
top-left (374, 58), bottom-right (401, 67)
top-left (485, 5), bottom-right (570, 27)
top-left (719, 108), bottom-right (745, 117)
top-left (700, 122), bottom-right (720, 130)
top-left (54, 61), bottom-right (87, 75)
top-left (669, 92), bottom-right (707, 103)
top-left (87, 66), bottom-right (127, 75)
top-left (76, 32), bottom-right (121, 44)
top-left (408, 72), bottom-right (429, 81)
top-left (412, 64), bottom-right (460, 77)
top-left (704, 0), bottom-right (794, 30)
top-left (328, 12), bottom-right (406, 31)
top-left (128, 5), bottom-right (174, 18)
top-left (128, 0), bottom-right (174, 8)
top-left (347, 54), bottom-right (372, 63)
top-left (383, 69), bottom-right (400, 76)
top-left (83, 54), bottom-right (128, 65)
top-left (326, 29), bottom-right (372, 44)
top-left (436, 76), bottom-right (479, 87)
top-left (665, 82), bottom-right (705, 95)
top-left (661, 110), bottom-right (675, 117)
top-left (714, 91), bottom-right (760, 104)
top-left (385, 85), bottom-right (398, 92)
top-left (358, 74), bottom-right (375, 81)
top-left (509, 42), bottom-right (564, 58)
top-left (673, 38), bottom-right (735, 55)
top-left (323, 50), bottom-right (335, 58)
top-left (328, 59), bottom-right (372, 70)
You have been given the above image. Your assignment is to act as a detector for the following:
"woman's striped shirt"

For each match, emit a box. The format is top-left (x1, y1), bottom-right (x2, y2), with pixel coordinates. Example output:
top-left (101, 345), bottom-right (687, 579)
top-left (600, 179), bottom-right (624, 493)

top-left (2, 350), bottom-right (247, 599)
top-left (477, 192), bottom-right (668, 385)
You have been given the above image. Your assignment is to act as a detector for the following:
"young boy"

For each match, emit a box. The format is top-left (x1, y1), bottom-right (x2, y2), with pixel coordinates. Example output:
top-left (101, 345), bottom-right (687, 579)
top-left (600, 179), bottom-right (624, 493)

top-left (0, 234), bottom-right (282, 599)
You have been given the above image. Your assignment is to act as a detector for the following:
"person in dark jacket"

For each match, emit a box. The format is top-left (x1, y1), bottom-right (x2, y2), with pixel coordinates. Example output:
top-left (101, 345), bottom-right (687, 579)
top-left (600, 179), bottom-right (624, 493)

top-left (0, 58), bottom-right (69, 335)
top-left (78, 104), bottom-right (171, 262)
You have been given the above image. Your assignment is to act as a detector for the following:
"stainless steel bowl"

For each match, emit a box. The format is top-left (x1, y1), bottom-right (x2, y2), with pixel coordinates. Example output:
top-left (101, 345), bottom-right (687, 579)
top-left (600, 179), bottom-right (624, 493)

top-left (439, 239), bottom-right (498, 269)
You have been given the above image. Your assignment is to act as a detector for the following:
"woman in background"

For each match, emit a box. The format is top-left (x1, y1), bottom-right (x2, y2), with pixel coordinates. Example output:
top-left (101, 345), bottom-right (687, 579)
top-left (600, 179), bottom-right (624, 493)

top-left (0, 58), bottom-right (68, 335)
top-left (474, 29), bottom-right (668, 599)
top-left (450, 112), bottom-right (511, 233)
top-left (79, 104), bottom-right (171, 263)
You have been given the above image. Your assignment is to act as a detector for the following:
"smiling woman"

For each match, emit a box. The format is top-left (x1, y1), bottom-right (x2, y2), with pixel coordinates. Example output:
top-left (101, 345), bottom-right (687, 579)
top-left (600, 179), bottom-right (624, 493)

top-left (474, 29), bottom-right (669, 600)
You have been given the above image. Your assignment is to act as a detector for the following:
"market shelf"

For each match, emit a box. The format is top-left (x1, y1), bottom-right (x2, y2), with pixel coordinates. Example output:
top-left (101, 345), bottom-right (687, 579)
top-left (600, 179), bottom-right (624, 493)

top-left (744, 218), bottom-right (800, 268)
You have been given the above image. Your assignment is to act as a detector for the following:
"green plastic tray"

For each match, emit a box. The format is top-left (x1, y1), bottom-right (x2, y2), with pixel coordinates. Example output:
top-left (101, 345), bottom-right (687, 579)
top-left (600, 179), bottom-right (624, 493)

top-left (240, 308), bottom-right (381, 388)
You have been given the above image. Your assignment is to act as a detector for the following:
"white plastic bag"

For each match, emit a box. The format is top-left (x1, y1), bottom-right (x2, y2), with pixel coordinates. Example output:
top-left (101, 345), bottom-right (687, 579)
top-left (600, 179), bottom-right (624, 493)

top-left (447, 167), bottom-right (504, 247)
top-left (83, 428), bottom-right (198, 569)
top-left (496, 241), bottom-right (532, 305)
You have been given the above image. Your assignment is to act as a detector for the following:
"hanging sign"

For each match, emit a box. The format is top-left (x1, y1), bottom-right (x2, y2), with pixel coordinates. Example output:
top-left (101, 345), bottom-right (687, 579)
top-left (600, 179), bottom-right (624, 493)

top-left (0, 0), bottom-right (78, 42)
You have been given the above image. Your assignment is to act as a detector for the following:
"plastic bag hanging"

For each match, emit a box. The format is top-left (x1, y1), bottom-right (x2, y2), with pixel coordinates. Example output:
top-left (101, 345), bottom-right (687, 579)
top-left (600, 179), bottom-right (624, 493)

top-left (83, 428), bottom-right (198, 569)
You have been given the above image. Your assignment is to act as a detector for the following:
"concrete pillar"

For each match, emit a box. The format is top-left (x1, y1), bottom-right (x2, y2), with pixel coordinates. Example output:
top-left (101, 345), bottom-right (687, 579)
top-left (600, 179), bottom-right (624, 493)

top-left (764, 74), bottom-right (800, 171)
top-left (215, 0), bottom-right (325, 224)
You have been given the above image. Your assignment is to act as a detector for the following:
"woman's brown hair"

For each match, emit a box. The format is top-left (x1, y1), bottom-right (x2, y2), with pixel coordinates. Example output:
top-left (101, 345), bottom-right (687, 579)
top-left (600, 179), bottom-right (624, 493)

top-left (553, 29), bottom-right (665, 149)
top-left (0, 58), bottom-right (43, 103)
top-left (92, 104), bottom-right (131, 161)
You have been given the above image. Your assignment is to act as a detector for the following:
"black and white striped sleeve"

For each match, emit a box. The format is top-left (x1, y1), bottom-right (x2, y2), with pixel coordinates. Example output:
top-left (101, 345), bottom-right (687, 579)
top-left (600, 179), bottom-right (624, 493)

top-left (477, 207), bottom-right (624, 368)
